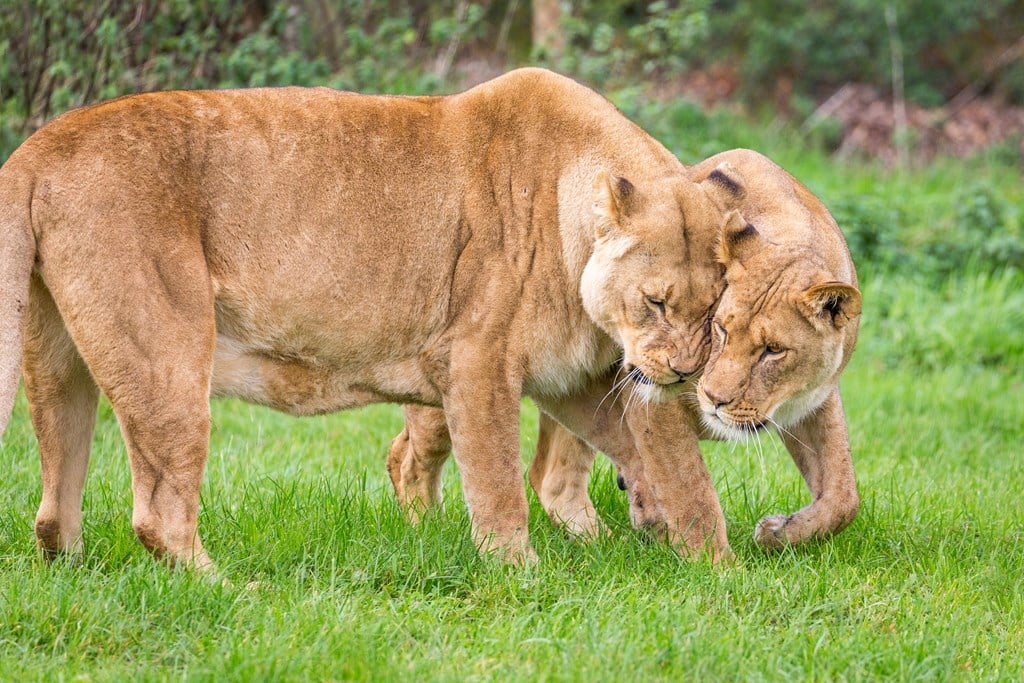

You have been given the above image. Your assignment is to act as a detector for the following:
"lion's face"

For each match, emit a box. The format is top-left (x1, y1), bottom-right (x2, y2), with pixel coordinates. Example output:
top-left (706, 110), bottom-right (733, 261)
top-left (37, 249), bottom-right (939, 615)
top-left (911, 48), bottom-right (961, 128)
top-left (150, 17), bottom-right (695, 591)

top-left (696, 219), bottom-right (861, 439)
top-left (580, 166), bottom-right (743, 402)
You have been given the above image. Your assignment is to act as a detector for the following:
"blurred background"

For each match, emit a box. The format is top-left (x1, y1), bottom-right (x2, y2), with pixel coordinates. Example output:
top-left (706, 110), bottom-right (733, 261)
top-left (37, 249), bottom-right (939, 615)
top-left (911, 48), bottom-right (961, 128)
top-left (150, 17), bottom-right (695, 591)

top-left (3, 1), bottom-right (1023, 163)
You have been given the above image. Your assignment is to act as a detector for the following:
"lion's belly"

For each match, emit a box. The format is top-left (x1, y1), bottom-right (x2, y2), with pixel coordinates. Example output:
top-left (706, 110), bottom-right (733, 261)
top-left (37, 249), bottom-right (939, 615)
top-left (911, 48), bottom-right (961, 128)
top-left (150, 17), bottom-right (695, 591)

top-left (205, 254), bottom-right (451, 414)
top-left (210, 334), bottom-right (441, 416)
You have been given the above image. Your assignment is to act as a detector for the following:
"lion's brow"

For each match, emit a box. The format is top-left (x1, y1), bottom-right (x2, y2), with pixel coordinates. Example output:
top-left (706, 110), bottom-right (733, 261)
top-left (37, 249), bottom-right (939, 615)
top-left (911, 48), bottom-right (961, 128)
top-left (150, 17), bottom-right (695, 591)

top-left (749, 273), bottom-right (786, 316)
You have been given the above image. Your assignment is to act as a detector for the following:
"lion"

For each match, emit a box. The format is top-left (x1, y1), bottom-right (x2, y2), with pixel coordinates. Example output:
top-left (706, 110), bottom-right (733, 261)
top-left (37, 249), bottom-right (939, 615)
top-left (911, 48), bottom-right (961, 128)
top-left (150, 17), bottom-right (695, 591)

top-left (391, 148), bottom-right (862, 552)
top-left (0, 68), bottom-right (746, 570)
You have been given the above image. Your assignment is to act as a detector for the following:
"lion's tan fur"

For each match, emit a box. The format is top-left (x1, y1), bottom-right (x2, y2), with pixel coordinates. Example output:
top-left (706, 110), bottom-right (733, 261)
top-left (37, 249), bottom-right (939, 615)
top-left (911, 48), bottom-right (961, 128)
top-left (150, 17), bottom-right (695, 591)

top-left (689, 148), bottom-right (861, 547)
top-left (394, 148), bottom-right (863, 554)
top-left (0, 68), bottom-right (742, 567)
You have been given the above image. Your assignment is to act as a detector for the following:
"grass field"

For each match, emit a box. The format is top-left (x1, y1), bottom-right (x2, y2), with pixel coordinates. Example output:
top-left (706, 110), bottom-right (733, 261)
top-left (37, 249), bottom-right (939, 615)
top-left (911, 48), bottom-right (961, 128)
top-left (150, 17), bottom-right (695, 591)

top-left (2, 111), bottom-right (1023, 680)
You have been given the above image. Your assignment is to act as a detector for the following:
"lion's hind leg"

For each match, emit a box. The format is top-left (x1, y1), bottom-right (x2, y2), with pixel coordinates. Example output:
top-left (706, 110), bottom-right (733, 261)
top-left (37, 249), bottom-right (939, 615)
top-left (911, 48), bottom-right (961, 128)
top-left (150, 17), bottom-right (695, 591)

top-left (529, 413), bottom-right (605, 538)
top-left (38, 226), bottom-right (218, 571)
top-left (24, 275), bottom-right (99, 559)
top-left (387, 405), bottom-right (452, 522)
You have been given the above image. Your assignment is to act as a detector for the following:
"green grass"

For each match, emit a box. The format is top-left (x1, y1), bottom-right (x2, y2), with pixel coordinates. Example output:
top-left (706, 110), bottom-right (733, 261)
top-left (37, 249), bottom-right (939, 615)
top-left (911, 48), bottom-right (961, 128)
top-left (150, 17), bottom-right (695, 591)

top-left (1, 268), bottom-right (1022, 681)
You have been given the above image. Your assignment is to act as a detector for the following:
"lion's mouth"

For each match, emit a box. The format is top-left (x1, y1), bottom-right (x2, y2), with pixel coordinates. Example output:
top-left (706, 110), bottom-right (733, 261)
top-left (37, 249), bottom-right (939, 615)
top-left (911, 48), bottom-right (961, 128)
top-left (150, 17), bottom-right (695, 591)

top-left (701, 404), bottom-right (771, 440)
top-left (622, 364), bottom-right (690, 403)
top-left (626, 365), bottom-right (687, 388)
top-left (696, 385), bottom-right (772, 435)
top-left (630, 369), bottom-right (656, 386)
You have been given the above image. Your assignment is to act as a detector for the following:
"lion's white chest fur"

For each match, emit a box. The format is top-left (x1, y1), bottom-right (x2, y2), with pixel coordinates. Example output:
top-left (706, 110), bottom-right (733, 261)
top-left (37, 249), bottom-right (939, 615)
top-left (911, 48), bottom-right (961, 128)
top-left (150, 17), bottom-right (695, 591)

top-left (523, 325), bottom-right (620, 398)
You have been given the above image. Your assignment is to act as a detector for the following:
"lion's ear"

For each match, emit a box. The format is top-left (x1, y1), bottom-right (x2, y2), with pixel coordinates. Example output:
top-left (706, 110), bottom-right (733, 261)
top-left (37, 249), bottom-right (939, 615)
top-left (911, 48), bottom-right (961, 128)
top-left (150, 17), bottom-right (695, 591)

top-left (799, 282), bottom-right (862, 330)
top-left (700, 161), bottom-right (746, 211)
top-left (592, 171), bottom-right (635, 237)
top-left (717, 210), bottom-right (760, 264)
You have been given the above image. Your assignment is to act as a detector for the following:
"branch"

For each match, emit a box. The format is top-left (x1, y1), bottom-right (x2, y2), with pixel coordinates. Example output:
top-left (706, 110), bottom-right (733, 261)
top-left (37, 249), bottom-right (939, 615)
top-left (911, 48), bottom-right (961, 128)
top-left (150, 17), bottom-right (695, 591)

top-left (885, 4), bottom-right (909, 167)
top-left (933, 34), bottom-right (1024, 125)
top-left (435, 0), bottom-right (470, 81)
top-left (801, 83), bottom-right (855, 132)
top-left (497, 0), bottom-right (521, 54)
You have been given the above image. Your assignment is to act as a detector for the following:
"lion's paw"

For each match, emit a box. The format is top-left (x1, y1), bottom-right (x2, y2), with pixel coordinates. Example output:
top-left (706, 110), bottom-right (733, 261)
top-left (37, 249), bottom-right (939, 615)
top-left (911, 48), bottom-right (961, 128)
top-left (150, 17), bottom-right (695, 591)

top-left (488, 544), bottom-right (539, 567)
top-left (753, 514), bottom-right (792, 550)
top-left (556, 511), bottom-right (608, 540)
top-left (478, 533), bottom-right (539, 567)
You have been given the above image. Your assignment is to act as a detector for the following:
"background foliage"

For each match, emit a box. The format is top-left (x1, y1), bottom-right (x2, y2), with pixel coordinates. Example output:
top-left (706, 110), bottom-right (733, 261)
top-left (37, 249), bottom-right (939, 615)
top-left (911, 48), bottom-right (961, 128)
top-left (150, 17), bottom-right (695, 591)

top-left (706, 0), bottom-right (1024, 108)
top-left (3, 0), bottom-right (1024, 138)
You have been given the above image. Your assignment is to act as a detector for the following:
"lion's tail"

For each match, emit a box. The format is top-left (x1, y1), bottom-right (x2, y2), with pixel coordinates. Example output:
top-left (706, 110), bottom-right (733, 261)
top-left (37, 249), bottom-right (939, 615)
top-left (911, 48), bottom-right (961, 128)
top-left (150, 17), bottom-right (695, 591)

top-left (0, 163), bottom-right (36, 442)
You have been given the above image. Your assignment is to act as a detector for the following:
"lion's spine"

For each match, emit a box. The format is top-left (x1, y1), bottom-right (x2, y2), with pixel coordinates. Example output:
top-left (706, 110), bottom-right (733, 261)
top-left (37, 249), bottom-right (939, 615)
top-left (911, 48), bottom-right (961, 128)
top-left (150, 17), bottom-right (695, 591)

top-left (0, 165), bottom-right (35, 442)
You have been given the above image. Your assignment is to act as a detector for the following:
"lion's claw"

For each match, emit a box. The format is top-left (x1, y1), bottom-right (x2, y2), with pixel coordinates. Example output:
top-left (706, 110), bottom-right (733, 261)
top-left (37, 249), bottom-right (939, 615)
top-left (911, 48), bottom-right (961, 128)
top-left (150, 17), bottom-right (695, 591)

top-left (753, 514), bottom-right (791, 550)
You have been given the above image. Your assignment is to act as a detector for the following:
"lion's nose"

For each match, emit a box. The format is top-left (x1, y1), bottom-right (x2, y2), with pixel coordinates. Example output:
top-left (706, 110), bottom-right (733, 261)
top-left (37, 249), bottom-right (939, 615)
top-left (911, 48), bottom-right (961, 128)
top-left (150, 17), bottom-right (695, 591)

top-left (703, 387), bottom-right (729, 408)
top-left (668, 361), bottom-right (699, 382)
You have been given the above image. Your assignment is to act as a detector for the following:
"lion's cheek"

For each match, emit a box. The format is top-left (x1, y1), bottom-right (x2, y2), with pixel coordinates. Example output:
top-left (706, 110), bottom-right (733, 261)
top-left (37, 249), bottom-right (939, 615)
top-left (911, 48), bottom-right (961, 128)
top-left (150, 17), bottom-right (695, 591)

top-left (768, 346), bottom-right (845, 426)
top-left (578, 282), bottom-right (643, 358)
top-left (616, 327), bottom-right (646, 370)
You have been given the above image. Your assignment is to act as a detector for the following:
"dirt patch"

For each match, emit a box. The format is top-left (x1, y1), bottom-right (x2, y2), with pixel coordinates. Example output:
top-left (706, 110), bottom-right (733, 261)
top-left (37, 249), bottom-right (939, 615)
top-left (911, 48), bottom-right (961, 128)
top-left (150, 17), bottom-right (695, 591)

top-left (816, 83), bottom-right (1024, 164)
top-left (657, 70), bottom-right (1024, 164)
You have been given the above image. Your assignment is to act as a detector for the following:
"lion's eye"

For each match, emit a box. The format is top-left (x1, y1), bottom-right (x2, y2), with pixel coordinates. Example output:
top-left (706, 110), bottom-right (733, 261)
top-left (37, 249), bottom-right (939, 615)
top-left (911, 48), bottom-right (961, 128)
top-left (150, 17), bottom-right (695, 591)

top-left (762, 343), bottom-right (786, 358)
top-left (713, 321), bottom-right (728, 343)
top-left (645, 296), bottom-right (666, 315)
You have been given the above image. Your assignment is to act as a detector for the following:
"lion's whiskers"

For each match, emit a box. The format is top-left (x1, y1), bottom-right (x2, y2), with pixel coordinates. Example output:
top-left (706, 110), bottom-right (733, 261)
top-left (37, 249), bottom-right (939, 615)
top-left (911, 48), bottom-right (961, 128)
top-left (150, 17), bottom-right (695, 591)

top-left (615, 368), bottom-right (641, 413)
top-left (618, 376), bottom-right (643, 430)
top-left (762, 413), bottom-right (816, 455)
top-left (621, 368), bottom-right (658, 430)
top-left (643, 388), bottom-right (651, 430)
top-left (680, 389), bottom-right (702, 411)
top-left (619, 373), bottom-right (642, 429)
top-left (594, 362), bottom-right (631, 419)
top-left (743, 422), bottom-right (768, 476)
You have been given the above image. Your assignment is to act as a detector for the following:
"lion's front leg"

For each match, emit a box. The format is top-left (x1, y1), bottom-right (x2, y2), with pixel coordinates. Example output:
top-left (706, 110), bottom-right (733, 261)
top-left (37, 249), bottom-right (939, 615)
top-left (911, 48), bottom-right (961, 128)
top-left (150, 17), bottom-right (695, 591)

top-left (442, 364), bottom-right (535, 564)
top-left (755, 388), bottom-right (859, 549)
top-left (535, 380), bottom-right (729, 562)
top-left (625, 400), bottom-right (731, 562)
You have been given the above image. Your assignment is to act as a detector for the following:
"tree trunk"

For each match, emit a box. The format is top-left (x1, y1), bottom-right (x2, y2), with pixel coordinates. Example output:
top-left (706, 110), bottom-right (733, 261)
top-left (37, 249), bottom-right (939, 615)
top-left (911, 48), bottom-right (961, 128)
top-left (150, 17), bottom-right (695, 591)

top-left (532, 0), bottom-right (564, 58)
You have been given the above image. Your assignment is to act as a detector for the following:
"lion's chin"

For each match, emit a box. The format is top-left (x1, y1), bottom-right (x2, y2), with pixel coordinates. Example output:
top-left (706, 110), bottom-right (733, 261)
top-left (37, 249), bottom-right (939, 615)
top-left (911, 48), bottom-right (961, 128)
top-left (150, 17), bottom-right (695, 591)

top-left (634, 380), bottom-right (687, 404)
top-left (700, 411), bottom-right (770, 441)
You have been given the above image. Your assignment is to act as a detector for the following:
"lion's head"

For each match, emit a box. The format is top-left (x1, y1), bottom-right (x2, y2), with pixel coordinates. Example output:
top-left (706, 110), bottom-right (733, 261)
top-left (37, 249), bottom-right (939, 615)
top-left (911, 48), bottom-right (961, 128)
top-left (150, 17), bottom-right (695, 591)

top-left (580, 164), bottom-right (745, 402)
top-left (692, 150), bottom-right (861, 439)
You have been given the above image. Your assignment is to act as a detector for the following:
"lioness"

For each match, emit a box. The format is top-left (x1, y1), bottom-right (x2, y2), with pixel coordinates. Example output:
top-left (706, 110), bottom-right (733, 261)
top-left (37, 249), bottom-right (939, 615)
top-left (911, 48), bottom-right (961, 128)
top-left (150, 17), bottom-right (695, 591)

top-left (0, 68), bottom-right (744, 569)
top-left (392, 148), bottom-right (862, 550)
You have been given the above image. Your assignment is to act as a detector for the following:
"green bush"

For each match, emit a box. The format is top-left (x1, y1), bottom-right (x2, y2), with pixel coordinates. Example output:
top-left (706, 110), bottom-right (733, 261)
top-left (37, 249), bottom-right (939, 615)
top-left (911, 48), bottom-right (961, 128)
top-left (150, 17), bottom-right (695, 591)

top-left (861, 268), bottom-right (1024, 372)
top-left (705, 0), bottom-right (1024, 108)
top-left (554, 1), bottom-right (709, 85)
top-left (920, 184), bottom-right (1024, 278)
top-left (0, 0), bottom-right (470, 160)
top-left (0, 1), bottom-right (276, 143)
top-left (830, 196), bottom-right (907, 270)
